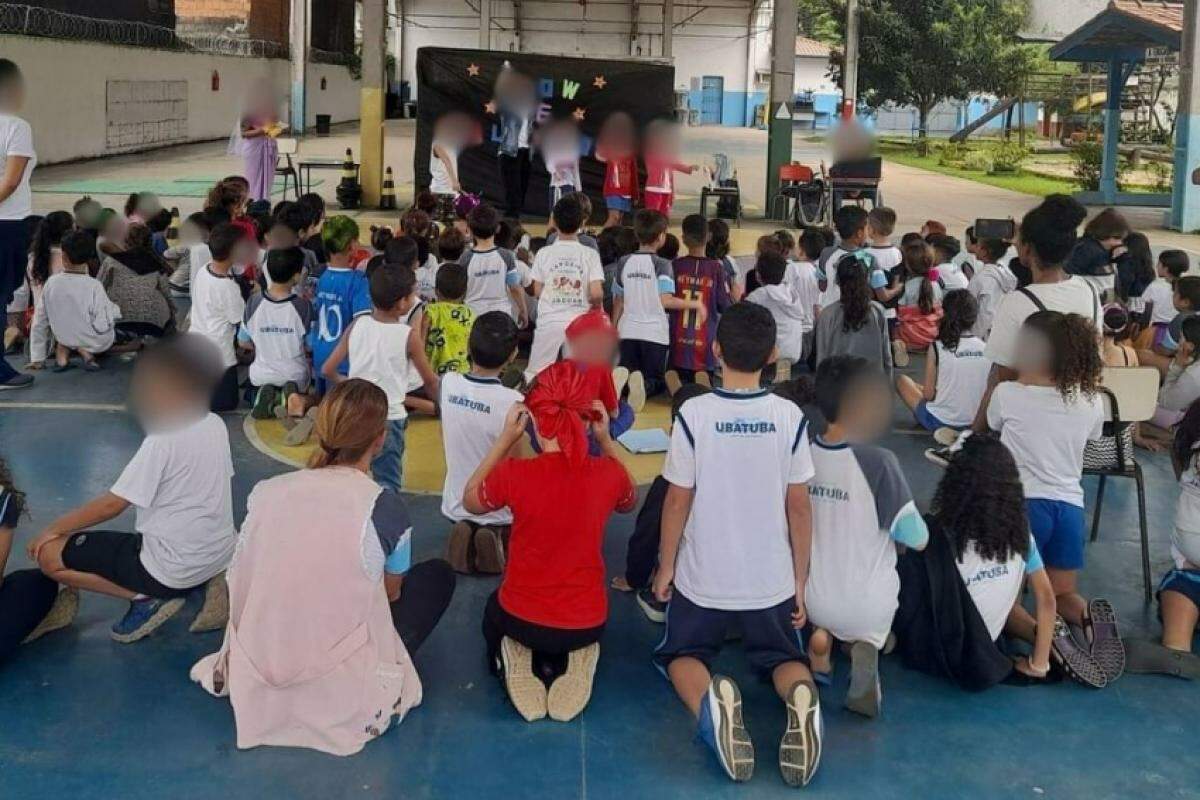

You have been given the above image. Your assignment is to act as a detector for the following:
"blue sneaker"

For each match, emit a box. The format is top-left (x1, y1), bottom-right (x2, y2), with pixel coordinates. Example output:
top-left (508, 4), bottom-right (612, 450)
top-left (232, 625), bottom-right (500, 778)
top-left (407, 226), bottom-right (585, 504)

top-left (696, 675), bottom-right (754, 781)
top-left (110, 597), bottom-right (186, 643)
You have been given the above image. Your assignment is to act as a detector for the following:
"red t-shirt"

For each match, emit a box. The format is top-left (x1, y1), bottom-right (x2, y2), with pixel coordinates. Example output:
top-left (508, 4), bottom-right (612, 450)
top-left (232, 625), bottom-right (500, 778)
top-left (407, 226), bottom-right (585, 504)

top-left (602, 154), bottom-right (639, 199)
top-left (479, 452), bottom-right (637, 629)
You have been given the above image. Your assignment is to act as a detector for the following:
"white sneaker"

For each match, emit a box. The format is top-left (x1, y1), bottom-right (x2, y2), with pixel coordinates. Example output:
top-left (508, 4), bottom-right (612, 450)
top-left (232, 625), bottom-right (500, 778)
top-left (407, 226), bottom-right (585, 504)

top-left (611, 366), bottom-right (630, 398)
top-left (779, 680), bottom-right (822, 787)
top-left (626, 371), bottom-right (646, 413)
top-left (891, 339), bottom-right (910, 367)
top-left (500, 637), bottom-right (547, 722)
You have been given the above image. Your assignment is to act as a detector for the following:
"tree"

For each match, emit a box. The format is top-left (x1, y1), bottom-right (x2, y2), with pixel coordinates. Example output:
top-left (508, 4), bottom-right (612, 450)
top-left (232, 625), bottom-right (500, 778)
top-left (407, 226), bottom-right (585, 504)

top-left (796, 0), bottom-right (1040, 138)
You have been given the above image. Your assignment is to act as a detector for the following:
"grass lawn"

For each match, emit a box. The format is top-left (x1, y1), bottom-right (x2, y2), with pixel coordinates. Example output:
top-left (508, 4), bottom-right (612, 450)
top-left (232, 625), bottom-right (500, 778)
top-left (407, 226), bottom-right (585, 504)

top-left (877, 141), bottom-right (1077, 197)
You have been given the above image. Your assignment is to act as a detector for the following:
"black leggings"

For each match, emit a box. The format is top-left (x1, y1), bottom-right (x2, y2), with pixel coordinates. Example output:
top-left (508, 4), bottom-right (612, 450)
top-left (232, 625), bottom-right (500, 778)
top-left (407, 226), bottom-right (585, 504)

top-left (0, 570), bottom-right (59, 665)
top-left (211, 365), bottom-right (240, 413)
top-left (391, 559), bottom-right (456, 655)
top-left (482, 590), bottom-right (604, 679)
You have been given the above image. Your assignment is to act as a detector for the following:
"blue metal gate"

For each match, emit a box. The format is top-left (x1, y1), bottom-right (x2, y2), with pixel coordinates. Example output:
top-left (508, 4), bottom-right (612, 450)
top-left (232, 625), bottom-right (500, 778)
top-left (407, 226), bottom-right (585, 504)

top-left (700, 76), bottom-right (724, 125)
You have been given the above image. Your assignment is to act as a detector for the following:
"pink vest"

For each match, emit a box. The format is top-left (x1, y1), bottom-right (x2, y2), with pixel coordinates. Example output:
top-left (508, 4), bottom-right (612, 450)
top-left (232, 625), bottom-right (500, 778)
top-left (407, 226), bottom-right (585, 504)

top-left (191, 467), bottom-right (422, 756)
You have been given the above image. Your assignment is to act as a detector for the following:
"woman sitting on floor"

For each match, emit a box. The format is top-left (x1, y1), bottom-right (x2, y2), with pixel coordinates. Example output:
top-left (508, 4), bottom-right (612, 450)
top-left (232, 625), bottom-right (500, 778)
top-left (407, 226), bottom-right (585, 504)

top-left (97, 222), bottom-right (176, 342)
top-left (191, 378), bottom-right (455, 756)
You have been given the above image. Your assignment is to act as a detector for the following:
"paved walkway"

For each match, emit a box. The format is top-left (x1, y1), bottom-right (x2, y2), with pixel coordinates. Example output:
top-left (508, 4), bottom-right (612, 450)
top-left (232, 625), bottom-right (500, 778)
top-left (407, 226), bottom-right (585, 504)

top-left (28, 121), bottom-right (1200, 257)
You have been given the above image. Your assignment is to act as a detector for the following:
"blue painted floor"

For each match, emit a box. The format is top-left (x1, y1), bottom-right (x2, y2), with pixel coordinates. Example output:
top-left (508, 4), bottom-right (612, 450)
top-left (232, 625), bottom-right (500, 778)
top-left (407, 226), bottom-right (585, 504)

top-left (1, 353), bottom-right (1198, 800)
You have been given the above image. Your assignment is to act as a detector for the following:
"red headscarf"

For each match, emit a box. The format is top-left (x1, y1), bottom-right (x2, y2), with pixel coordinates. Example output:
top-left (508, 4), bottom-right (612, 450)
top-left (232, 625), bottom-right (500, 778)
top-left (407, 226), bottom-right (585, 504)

top-left (525, 360), bottom-right (596, 466)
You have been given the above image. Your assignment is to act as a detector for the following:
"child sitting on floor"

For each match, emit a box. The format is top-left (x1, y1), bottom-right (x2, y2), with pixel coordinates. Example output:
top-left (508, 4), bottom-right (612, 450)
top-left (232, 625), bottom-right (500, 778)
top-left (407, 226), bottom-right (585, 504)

top-left (41, 230), bottom-right (122, 372)
top-left (986, 310), bottom-right (1118, 688)
top-left (526, 195), bottom-right (605, 381)
top-left (311, 216), bottom-right (371, 394)
top-left (423, 263), bottom-right (474, 376)
top-left (928, 233), bottom-right (969, 290)
top-left (967, 237), bottom-right (1018, 339)
top-left (322, 264), bottom-right (439, 492)
top-left (463, 360), bottom-right (637, 723)
top-left (666, 214), bottom-right (732, 392)
top-left (28, 335), bottom-right (233, 643)
top-left (1139, 249), bottom-right (1190, 347)
top-left (893, 433), bottom-right (1057, 687)
top-left (461, 202), bottom-right (527, 326)
top-left (441, 311), bottom-right (522, 575)
top-left (894, 239), bottom-right (944, 362)
top-left (805, 355), bottom-right (928, 717)
top-left (1126, 400), bottom-right (1200, 679)
top-left (240, 247), bottom-right (312, 420)
top-left (814, 254), bottom-right (892, 377)
top-left (612, 209), bottom-right (705, 401)
top-left (190, 223), bottom-right (253, 411)
top-left (746, 251), bottom-right (808, 380)
top-left (654, 302), bottom-right (821, 788)
top-left (896, 289), bottom-right (988, 434)
top-left (1140, 275), bottom-right (1200, 379)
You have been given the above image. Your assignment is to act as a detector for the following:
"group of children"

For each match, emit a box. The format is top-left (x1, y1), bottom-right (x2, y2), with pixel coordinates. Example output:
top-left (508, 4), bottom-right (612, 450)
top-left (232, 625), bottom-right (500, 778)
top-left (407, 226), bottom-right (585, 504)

top-left (2, 179), bottom-right (1199, 788)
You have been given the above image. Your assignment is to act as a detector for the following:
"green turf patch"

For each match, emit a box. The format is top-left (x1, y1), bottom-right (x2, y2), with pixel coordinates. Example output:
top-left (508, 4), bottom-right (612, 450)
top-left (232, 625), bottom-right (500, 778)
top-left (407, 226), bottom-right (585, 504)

top-left (33, 177), bottom-right (321, 198)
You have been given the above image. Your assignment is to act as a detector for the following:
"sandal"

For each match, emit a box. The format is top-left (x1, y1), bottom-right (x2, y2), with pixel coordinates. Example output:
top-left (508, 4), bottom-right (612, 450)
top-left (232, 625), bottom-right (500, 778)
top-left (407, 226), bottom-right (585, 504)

top-left (1082, 598), bottom-right (1125, 683)
top-left (1049, 615), bottom-right (1107, 689)
top-left (1124, 638), bottom-right (1200, 680)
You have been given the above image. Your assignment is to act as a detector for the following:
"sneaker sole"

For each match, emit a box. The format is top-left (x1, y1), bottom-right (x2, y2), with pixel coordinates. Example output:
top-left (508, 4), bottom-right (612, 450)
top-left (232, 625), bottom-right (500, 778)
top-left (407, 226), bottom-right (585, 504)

top-left (708, 675), bottom-right (755, 782)
top-left (846, 641), bottom-right (881, 718)
top-left (547, 642), bottom-right (600, 721)
top-left (1086, 598), bottom-right (1125, 683)
top-left (251, 387), bottom-right (278, 420)
top-left (500, 637), bottom-right (548, 721)
top-left (22, 587), bottom-right (79, 644)
top-left (626, 372), bottom-right (646, 413)
top-left (780, 682), bottom-right (822, 787)
top-left (636, 592), bottom-right (666, 623)
top-left (111, 597), bottom-right (186, 644)
top-left (283, 414), bottom-right (316, 447)
top-left (446, 521), bottom-right (474, 574)
top-left (0, 380), bottom-right (33, 391)
top-left (189, 573), bottom-right (229, 633)
top-left (892, 341), bottom-right (910, 367)
top-left (1051, 623), bottom-right (1108, 689)
top-left (933, 427), bottom-right (959, 447)
top-left (924, 448), bottom-right (951, 469)
top-left (473, 527), bottom-right (506, 574)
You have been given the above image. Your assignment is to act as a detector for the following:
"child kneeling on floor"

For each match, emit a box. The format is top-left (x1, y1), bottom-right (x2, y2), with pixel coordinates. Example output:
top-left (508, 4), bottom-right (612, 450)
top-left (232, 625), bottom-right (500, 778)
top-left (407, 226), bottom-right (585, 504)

top-left (804, 356), bottom-right (928, 717)
top-left (41, 230), bottom-right (122, 372)
top-left (463, 360), bottom-right (637, 723)
top-left (28, 334), bottom-right (233, 643)
top-left (240, 246), bottom-right (313, 419)
top-left (441, 311), bottom-right (522, 575)
top-left (654, 302), bottom-right (823, 788)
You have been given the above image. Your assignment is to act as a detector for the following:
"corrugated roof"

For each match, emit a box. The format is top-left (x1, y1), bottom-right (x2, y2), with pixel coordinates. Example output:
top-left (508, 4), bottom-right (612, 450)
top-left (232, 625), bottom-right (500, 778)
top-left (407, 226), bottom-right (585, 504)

top-left (795, 36), bottom-right (832, 58)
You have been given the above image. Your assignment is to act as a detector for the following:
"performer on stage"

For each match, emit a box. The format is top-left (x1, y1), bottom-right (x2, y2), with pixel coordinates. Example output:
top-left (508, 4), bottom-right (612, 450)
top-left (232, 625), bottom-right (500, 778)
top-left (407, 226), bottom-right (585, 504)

top-left (494, 65), bottom-right (536, 219)
top-left (230, 79), bottom-right (286, 203)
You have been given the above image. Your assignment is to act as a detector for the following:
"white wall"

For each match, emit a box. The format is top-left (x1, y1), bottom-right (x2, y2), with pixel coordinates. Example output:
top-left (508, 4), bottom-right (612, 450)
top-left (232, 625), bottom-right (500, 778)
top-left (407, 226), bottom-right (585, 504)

top-left (793, 54), bottom-right (835, 95)
top-left (0, 34), bottom-right (360, 164)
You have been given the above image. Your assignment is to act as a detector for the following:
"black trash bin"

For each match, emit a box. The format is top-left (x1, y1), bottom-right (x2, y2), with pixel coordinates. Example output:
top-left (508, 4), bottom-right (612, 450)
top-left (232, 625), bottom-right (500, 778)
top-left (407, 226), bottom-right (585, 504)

top-left (315, 114), bottom-right (332, 136)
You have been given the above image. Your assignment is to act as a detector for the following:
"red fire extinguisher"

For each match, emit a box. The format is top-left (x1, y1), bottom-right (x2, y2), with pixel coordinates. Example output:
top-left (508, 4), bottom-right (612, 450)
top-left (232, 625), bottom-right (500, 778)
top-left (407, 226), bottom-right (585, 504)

top-left (211, 70), bottom-right (220, 92)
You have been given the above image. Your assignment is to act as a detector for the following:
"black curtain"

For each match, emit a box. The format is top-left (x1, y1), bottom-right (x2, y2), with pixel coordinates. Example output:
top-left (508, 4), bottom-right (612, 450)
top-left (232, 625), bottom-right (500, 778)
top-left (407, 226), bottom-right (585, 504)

top-left (415, 47), bottom-right (675, 219)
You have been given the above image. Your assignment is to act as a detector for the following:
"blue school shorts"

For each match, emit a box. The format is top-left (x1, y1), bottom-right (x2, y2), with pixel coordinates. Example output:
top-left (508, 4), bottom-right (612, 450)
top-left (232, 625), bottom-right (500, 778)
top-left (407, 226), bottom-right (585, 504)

top-left (653, 591), bottom-right (807, 677)
top-left (1026, 498), bottom-right (1086, 571)
top-left (1158, 568), bottom-right (1200, 610)
top-left (604, 194), bottom-right (633, 213)
top-left (913, 401), bottom-right (947, 432)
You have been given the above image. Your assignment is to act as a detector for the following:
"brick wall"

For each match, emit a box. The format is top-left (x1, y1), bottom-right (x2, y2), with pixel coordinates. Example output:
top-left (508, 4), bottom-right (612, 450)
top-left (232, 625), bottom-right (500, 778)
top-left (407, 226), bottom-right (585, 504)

top-left (176, 0), bottom-right (289, 44)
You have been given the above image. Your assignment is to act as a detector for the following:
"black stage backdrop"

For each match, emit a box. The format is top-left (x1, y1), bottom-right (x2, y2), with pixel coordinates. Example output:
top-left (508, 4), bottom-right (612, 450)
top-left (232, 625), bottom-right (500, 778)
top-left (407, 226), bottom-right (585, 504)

top-left (415, 47), bottom-right (675, 219)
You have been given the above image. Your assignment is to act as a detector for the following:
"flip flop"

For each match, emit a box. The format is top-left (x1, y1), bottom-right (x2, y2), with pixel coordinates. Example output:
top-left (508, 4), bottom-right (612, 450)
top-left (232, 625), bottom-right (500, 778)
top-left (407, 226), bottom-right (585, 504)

top-left (1082, 598), bottom-right (1125, 683)
top-left (1124, 638), bottom-right (1200, 680)
top-left (1050, 615), bottom-right (1107, 689)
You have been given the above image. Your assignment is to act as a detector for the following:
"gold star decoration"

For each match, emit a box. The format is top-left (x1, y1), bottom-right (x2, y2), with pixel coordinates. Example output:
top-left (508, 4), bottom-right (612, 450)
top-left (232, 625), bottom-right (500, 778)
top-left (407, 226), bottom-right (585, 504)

top-left (572, 107), bottom-right (586, 122)
top-left (592, 75), bottom-right (607, 89)
top-left (483, 100), bottom-right (497, 114)
top-left (467, 63), bottom-right (481, 77)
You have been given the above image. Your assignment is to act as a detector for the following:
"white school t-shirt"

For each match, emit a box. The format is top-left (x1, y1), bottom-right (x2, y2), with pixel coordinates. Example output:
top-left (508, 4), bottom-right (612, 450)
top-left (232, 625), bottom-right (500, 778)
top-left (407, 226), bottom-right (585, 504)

top-left (613, 252), bottom-right (675, 345)
top-left (926, 337), bottom-right (990, 427)
top-left (984, 278), bottom-right (1102, 369)
top-left (0, 114), bottom-right (36, 221)
top-left (439, 373), bottom-right (523, 525)
top-left (805, 439), bottom-right (927, 648)
top-left (415, 253), bottom-right (440, 303)
top-left (110, 413), bottom-right (236, 589)
top-left (936, 261), bottom-right (970, 290)
top-left (987, 382), bottom-right (1105, 506)
top-left (531, 240), bottom-right (604, 326)
top-left (240, 292), bottom-right (313, 389)
top-left (662, 388), bottom-right (814, 610)
top-left (190, 265), bottom-right (245, 368)
top-left (348, 316), bottom-right (412, 420)
top-left (1143, 278), bottom-right (1177, 325)
top-left (462, 246), bottom-right (521, 318)
top-left (957, 535), bottom-right (1044, 641)
top-left (746, 283), bottom-right (808, 361)
top-left (789, 260), bottom-right (822, 326)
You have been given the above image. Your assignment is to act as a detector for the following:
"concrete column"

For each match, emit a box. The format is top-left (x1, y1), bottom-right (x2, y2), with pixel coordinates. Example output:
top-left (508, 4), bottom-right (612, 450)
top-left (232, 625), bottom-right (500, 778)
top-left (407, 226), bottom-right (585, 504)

top-left (662, 0), bottom-right (674, 59)
top-left (360, 0), bottom-right (387, 207)
top-left (1172, 0), bottom-right (1200, 232)
top-left (480, 0), bottom-right (491, 49)
top-left (842, 0), bottom-right (858, 118)
top-left (1099, 57), bottom-right (1123, 204)
top-left (765, 0), bottom-right (795, 212)
top-left (289, 0), bottom-right (309, 134)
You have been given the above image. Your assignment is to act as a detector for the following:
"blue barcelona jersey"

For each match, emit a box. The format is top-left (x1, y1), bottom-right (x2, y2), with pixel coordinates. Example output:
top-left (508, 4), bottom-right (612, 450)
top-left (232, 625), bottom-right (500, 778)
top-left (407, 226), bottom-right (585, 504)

top-left (311, 267), bottom-right (372, 380)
